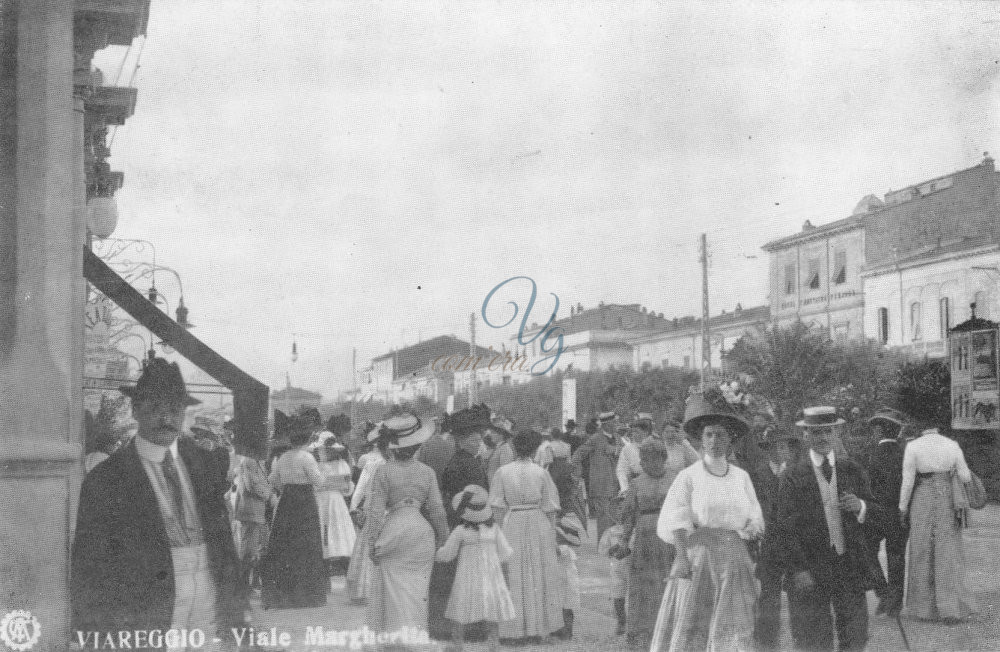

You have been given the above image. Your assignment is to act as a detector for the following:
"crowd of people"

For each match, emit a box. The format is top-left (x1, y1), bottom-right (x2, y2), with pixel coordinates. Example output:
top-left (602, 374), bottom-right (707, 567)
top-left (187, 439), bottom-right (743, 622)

top-left (70, 357), bottom-right (984, 652)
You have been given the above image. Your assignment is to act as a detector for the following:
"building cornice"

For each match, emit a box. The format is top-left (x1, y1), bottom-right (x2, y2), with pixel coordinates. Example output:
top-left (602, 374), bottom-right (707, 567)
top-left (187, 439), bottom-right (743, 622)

top-left (762, 218), bottom-right (863, 252)
top-left (861, 243), bottom-right (1000, 278)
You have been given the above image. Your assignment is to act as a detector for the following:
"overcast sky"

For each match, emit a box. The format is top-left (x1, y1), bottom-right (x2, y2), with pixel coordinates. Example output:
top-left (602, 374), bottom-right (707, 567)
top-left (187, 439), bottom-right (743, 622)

top-left (94, 1), bottom-right (1000, 401)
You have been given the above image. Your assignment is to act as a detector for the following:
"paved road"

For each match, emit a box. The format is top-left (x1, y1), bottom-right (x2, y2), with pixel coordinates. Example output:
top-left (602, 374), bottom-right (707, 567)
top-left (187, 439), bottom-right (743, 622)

top-left (251, 506), bottom-right (1000, 651)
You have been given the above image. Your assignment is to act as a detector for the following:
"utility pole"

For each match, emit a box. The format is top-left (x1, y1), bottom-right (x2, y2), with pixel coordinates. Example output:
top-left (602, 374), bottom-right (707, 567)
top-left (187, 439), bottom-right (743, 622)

top-left (700, 233), bottom-right (711, 391)
top-left (469, 312), bottom-right (478, 406)
top-left (350, 347), bottom-right (357, 427)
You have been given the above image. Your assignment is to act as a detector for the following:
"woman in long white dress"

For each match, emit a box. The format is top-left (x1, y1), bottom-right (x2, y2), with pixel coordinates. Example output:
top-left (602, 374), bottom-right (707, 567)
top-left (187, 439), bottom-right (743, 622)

top-left (365, 415), bottom-right (449, 639)
top-left (651, 391), bottom-right (764, 652)
top-left (489, 429), bottom-right (565, 642)
top-left (346, 429), bottom-right (390, 603)
top-left (315, 439), bottom-right (356, 577)
top-left (899, 426), bottom-right (977, 622)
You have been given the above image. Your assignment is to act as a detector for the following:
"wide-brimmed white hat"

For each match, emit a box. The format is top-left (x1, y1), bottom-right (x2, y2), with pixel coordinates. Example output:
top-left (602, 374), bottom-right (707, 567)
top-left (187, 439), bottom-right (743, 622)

top-left (452, 485), bottom-right (492, 523)
top-left (380, 413), bottom-right (435, 449)
top-left (796, 406), bottom-right (846, 429)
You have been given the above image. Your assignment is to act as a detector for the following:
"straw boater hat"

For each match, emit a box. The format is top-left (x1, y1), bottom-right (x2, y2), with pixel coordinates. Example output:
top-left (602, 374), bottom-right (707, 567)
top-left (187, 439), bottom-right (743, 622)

top-left (452, 485), bottom-right (492, 523)
top-left (682, 390), bottom-right (750, 440)
top-left (598, 411), bottom-right (617, 425)
top-left (555, 514), bottom-right (583, 547)
top-left (121, 358), bottom-right (201, 406)
top-left (796, 406), bottom-right (845, 429)
top-left (633, 412), bottom-right (654, 427)
top-left (379, 413), bottom-right (435, 450)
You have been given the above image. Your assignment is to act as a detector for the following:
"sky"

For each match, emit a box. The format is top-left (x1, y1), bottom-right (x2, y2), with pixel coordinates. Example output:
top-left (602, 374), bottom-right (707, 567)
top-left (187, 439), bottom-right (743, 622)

top-left (93, 0), bottom-right (1000, 402)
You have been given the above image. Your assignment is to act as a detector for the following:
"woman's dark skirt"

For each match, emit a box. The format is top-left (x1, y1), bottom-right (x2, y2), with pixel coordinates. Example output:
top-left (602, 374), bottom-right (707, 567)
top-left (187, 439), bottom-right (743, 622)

top-left (260, 483), bottom-right (327, 609)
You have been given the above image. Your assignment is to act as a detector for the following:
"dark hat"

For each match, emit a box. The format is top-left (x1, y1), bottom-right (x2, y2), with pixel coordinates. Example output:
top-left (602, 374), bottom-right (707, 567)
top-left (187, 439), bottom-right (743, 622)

top-left (868, 407), bottom-right (911, 429)
top-left (757, 426), bottom-right (800, 448)
top-left (446, 403), bottom-right (493, 438)
top-left (565, 419), bottom-right (577, 430)
top-left (121, 358), bottom-right (200, 406)
top-left (682, 389), bottom-right (749, 440)
top-left (796, 406), bottom-right (845, 429)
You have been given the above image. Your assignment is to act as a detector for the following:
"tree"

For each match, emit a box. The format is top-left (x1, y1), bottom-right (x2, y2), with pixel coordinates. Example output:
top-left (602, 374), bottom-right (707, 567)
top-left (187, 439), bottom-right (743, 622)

top-left (724, 322), bottom-right (900, 439)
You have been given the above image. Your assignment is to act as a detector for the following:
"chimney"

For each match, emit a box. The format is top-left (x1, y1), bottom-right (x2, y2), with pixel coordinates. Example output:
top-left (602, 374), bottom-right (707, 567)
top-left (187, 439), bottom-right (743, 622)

top-left (802, 220), bottom-right (815, 232)
top-left (984, 151), bottom-right (995, 172)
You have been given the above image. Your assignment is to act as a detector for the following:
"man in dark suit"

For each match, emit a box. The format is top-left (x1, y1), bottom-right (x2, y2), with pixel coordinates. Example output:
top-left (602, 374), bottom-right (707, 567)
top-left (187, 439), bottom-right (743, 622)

top-left (865, 408), bottom-right (911, 617)
top-left (71, 359), bottom-right (243, 650)
top-left (751, 426), bottom-right (799, 650)
top-left (766, 406), bottom-right (885, 652)
top-left (572, 411), bottom-right (623, 541)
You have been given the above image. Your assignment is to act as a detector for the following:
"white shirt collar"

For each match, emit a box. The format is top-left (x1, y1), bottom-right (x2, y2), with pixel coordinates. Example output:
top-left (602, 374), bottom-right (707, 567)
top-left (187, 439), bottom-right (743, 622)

top-left (809, 448), bottom-right (835, 468)
top-left (878, 438), bottom-right (897, 445)
top-left (769, 460), bottom-right (786, 475)
top-left (135, 434), bottom-right (180, 464)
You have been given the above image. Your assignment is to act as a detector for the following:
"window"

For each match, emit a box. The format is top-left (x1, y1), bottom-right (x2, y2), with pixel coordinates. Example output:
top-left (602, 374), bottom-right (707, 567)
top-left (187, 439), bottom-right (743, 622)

top-left (939, 298), bottom-right (951, 339)
top-left (806, 258), bottom-right (821, 290)
top-left (683, 355), bottom-right (691, 368)
top-left (784, 263), bottom-right (796, 295)
top-left (832, 323), bottom-right (850, 342)
top-left (833, 249), bottom-right (847, 285)
top-left (877, 307), bottom-right (889, 344)
top-left (910, 302), bottom-right (922, 341)
top-left (662, 358), bottom-right (669, 368)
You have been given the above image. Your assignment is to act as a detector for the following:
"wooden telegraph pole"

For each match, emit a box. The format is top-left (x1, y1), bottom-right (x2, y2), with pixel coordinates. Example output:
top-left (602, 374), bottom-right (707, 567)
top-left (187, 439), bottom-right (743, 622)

top-left (700, 233), bottom-right (711, 391)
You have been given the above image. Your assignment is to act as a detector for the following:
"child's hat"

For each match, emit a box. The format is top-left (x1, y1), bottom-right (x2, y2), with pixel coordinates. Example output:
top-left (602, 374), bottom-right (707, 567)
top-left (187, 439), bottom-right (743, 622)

top-left (452, 485), bottom-right (492, 523)
top-left (555, 514), bottom-right (583, 547)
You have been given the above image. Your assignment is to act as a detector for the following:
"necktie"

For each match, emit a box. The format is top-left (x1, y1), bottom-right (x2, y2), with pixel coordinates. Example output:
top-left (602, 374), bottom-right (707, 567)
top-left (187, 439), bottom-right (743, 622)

top-left (162, 449), bottom-right (188, 531)
top-left (821, 458), bottom-right (833, 482)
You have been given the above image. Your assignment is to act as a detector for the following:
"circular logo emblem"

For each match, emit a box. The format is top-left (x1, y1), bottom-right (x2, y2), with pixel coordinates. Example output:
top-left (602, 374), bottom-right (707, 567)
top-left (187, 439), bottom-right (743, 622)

top-left (0, 611), bottom-right (40, 652)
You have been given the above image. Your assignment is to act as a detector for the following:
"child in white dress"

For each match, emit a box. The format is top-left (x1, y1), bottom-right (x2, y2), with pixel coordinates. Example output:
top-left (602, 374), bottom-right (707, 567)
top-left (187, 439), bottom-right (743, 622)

top-left (435, 485), bottom-right (516, 652)
top-left (553, 514), bottom-right (583, 640)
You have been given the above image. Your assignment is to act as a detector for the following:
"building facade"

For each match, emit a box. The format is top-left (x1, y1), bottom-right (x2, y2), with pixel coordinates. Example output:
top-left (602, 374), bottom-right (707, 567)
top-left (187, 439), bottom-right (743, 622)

top-left (356, 335), bottom-right (491, 404)
top-left (861, 157), bottom-right (1000, 357)
top-left (763, 214), bottom-right (866, 341)
top-left (629, 305), bottom-right (771, 371)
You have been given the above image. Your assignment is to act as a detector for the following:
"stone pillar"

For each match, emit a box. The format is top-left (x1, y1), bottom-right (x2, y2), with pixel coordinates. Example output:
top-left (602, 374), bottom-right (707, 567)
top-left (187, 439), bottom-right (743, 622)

top-left (0, 0), bottom-right (83, 649)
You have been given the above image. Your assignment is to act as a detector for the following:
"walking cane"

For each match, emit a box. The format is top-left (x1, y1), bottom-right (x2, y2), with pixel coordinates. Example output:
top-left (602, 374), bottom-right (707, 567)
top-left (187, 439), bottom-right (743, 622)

top-left (895, 614), bottom-right (911, 651)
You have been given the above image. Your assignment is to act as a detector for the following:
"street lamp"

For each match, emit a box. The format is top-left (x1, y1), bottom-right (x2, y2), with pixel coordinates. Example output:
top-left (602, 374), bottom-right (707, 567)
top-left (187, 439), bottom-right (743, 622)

top-left (133, 263), bottom-right (195, 329)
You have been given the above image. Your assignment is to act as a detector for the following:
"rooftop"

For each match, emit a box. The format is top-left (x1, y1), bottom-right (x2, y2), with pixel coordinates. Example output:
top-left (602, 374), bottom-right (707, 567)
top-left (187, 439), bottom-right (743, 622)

top-left (372, 335), bottom-right (492, 379)
top-left (762, 155), bottom-right (997, 253)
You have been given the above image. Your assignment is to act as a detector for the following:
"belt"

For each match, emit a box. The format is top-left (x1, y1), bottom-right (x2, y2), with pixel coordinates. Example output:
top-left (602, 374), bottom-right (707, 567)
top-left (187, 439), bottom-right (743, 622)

top-left (509, 504), bottom-right (540, 511)
top-left (640, 508), bottom-right (661, 516)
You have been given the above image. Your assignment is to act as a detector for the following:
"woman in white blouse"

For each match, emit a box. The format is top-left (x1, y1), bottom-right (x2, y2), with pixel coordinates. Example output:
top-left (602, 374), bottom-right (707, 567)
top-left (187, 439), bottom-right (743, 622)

top-left (650, 391), bottom-right (764, 652)
top-left (259, 429), bottom-right (330, 609)
top-left (898, 427), bottom-right (976, 622)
